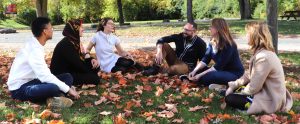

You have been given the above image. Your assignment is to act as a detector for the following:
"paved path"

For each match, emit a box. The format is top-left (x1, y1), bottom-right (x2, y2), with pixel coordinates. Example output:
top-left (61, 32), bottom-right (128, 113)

top-left (1, 30), bottom-right (300, 52)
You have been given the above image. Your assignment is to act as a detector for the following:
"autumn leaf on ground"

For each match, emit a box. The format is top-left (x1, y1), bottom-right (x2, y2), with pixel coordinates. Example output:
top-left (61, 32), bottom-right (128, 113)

top-left (99, 72), bottom-right (112, 80)
top-left (118, 77), bottom-right (127, 86)
top-left (172, 118), bottom-right (184, 123)
top-left (202, 98), bottom-right (213, 103)
top-left (0, 102), bottom-right (6, 108)
top-left (189, 105), bottom-right (209, 112)
top-left (217, 114), bottom-right (232, 120)
top-left (81, 84), bottom-right (96, 89)
top-left (107, 92), bottom-right (121, 102)
top-left (125, 73), bottom-right (136, 80)
top-left (180, 83), bottom-right (190, 94)
top-left (220, 102), bottom-right (226, 110)
top-left (145, 116), bottom-right (157, 122)
top-left (291, 92), bottom-right (300, 100)
top-left (48, 120), bottom-right (65, 124)
top-left (83, 102), bottom-right (93, 107)
top-left (132, 99), bottom-right (142, 107)
top-left (31, 104), bottom-right (41, 112)
top-left (134, 85), bottom-right (143, 94)
top-left (99, 111), bottom-right (112, 116)
top-left (157, 110), bottom-right (175, 118)
top-left (146, 99), bottom-right (153, 106)
top-left (40, 109), bottom-right (52, 119)
top-left (5, 113), bottom-right (15, 121)
top-left (124, 110), bottom-right (133, 117)
top-left (125, 101), bottom-right (135, 110)
top-left (143, 85), bottom-right (152, 91)
top-left (95, 96), bottom-right (107, 105)
top-left (155, 86), bottom-right (164, 96)
top-left (113, 113), bottom-right (126, 124)
top-left (143, 111), bottom-right (156, 117)
top-left (199, 117), bottom-right (209, 124)
top-left (165, 103), bottom-right (178, 113)
top-left (88, 90), bottom-right (99, 96)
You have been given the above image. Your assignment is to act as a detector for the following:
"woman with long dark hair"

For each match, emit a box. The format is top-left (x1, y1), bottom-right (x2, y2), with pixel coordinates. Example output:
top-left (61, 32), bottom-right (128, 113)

top-left (86, 17), bottom-right (143, 73)
top-left (50, 19), bottom-right (100, 85)
top-left (188, 18), bottom-right (244, 88)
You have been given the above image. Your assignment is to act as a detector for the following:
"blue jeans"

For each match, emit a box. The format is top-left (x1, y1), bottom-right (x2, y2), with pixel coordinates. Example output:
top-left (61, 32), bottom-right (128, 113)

top-left (197, 67), bottom-right (242, 86)
top-left (10, 73), bottom-right (73, 102)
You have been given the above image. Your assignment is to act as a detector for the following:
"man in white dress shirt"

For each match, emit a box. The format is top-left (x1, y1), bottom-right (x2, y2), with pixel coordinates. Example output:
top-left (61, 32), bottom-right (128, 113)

top-left (7, 17), bottom-right (80, 108)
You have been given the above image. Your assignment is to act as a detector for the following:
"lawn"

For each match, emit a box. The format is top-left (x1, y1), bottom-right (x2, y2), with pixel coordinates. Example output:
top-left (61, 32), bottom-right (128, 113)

top-left (0, 49), bottom-right (299, 123)
top-left (1, 19), bottom-right (300, 36)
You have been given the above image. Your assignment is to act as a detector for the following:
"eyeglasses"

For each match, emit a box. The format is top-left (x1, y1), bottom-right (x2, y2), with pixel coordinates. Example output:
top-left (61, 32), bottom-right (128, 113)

top-left (106, 22), bottom-right (115, 26)
top-left (183, 28), bottom-right (195, 32)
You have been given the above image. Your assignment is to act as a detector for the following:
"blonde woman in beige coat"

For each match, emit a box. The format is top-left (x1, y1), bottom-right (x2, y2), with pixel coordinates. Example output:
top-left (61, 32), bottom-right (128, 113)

top-left (225, 22), bottom-right (293, 115)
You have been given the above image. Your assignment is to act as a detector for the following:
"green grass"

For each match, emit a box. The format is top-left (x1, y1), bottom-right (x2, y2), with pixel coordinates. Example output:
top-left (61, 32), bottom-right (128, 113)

top-left (0, 19), bottom-right (28, 29)
top-left (0, 50), bottom-right (299, 123)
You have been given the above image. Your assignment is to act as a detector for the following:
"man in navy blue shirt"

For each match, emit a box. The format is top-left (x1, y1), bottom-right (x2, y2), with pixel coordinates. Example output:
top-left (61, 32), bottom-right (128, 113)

top-left (143, 22), bottom-right (207, 75)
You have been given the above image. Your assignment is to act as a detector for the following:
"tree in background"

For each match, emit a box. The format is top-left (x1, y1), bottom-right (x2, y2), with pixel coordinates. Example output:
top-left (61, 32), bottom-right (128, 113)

top-left (239, 0), bottom-right (252, 19)
top-left (117, 0), bottom-right (125, 25)
top-left (186, 0), bottom-right (193, 22)
top-left (36, 0), bottom-right (47, 17)
top-left (267, 0), bottom-right (278, 53)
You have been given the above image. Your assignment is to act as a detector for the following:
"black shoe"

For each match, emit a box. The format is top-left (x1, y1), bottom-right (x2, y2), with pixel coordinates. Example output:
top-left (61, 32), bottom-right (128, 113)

top-left (142, 65), bottom-right (160, 76)
top-left (134, 63), bottom-right (144, 72)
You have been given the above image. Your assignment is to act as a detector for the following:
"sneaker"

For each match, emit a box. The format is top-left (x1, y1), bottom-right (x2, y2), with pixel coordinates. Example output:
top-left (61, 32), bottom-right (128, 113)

top-left (47, 97), bottom-right (73, 109)
top-left (142, 65), bottom-right (160, 76)
top-left (208, 84), bottom-right (227, 92)
top-left (179, 75), bottom-right (190, 82)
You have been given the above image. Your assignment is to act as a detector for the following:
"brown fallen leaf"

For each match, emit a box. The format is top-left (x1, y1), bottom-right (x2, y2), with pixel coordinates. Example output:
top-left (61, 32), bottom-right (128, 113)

top-left (48, 120), bottom-right (65, 124)
top-left (83, 103), bottom-right (93, 107)
top-left (125, 73), bottom-right (136, 80)
top-left (40, 109), bottom-right (52, 119)
top-left (135, 85), bottom-right (143, 94)
top-left (189, 105), bottom-right (209, 112)
top-left (144, 85), bottom-right (152, 92)
top-left (172, 118), bottom-right (184, 123)
top-left (157, 110), bottom-right (174, 118)
top-left (220, 102), bottom-right (226, 110)
top-left (95, 96), bottom-right (107, 105)
top-left (146, 99), bottom-right (153, 106)
top-left (5, 113), bottom-right (15, 121)
top-left (0, 102), bottom-right (6, 108)
top-left (124, 110), bottom-right (133, 117)
top-left (113, 113), bottom-right (126, 124)
top-left (202, 98), bottom-right (213, 103)
top-left (199, 117), bottom-right (209, 124)
top-left (100, 111), bottom-right (112, 116)
top-left (118, 77), bottom-right (127, 86)
top-left (155, 86), bottom-right (164, 96)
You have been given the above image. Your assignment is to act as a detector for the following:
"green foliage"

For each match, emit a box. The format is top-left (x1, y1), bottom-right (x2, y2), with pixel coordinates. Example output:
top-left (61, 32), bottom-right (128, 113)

top-left (15, 8), bottom-right (36, 25)
top-left (182, 0), bottom-right (240, 19)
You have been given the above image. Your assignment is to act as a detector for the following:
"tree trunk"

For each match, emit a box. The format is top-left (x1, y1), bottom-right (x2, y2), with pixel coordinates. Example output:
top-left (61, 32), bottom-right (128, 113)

top-left (36, 0), bottom-right (48, 17)
top-left (267, 0), bottom-right (278, 54)
top-left (239, 0), bottom-right (252, 20)
top-left (187, 0), bottom-right (193, 23)
top-left (117, 0), bottom-right (124, 25)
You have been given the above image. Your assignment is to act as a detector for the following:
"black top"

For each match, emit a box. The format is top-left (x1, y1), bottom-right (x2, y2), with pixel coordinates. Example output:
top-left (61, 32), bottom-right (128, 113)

top-left (201, 43), bottom-right (244, 77)
top-left (50, 37), bottom-right (93, 75)
top-left (156, 33), bottom-right (207, 70)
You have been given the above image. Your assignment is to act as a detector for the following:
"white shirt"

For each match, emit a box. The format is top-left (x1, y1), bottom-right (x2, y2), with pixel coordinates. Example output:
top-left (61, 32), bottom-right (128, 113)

top-left (7, 37), bottom-right (70, 93)
top-left (91, 31), bottom-right (120, 72)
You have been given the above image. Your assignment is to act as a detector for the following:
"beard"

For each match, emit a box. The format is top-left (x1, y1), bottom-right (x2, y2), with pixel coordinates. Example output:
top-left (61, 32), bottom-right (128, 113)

top-left (183, 33), bottom-right (193, 40)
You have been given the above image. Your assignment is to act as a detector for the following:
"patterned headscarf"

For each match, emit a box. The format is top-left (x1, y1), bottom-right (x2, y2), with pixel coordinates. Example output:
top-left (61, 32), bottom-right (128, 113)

top-left (62, 19), bottom-right (84, 60)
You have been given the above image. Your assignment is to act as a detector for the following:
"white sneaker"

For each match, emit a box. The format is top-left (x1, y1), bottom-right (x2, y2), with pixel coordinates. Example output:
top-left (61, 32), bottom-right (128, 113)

top-left (208, 84), bottom-right (227, 92)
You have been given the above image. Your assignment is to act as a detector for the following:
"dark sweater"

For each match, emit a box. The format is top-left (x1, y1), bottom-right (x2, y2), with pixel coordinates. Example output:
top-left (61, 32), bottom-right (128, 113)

top-left (201, 43), bottom-right (244, 77)
top-left (50, 37), bottom-right (100, 85)
top-left (156, 33), bottom-right (207, 70)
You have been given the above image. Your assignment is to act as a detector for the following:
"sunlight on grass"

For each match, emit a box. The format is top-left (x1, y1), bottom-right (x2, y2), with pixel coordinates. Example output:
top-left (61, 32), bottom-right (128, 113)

top-left (0, 19), bottom-right (28, 29)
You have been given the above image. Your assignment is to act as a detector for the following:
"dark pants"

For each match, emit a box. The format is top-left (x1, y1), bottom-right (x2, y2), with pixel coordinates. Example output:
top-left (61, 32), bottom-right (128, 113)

top-left (111, 57), bottom-right (135, 73)
top-left (10, 73), bottom-right (73, 103)
top-left (72, 59), bottom-right (100, 85)
top-left (225, 93), bottom-right (253, 110)
top-left (197, 67), bottom-right (240, 86)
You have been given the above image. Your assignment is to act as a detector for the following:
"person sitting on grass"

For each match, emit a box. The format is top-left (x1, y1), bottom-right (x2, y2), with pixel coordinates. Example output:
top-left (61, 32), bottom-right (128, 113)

top-left (142, 22), bottom-right (207, 76)
top-left (188, 18), bottom-right (244, 89)
top-left (225, 21), bottom-right (293, 114)
top-left (85, 17), bottom-right (143, 73)
top-left (50, 19), bottom-right (101, 85)
top-left (7, 17), bottom-right (80, 109)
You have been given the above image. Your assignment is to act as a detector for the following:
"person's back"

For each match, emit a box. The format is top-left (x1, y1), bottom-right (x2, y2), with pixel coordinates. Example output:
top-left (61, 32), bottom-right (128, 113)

top-left (7, 17), bottom-right (79, 108)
